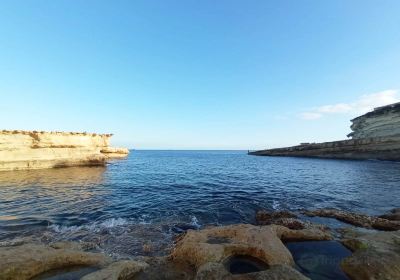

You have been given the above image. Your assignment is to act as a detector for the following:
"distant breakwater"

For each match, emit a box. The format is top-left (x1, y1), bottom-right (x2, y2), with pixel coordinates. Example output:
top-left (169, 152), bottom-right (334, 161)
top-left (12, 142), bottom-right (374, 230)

top-left (250, 102), bottom-right (400, 161)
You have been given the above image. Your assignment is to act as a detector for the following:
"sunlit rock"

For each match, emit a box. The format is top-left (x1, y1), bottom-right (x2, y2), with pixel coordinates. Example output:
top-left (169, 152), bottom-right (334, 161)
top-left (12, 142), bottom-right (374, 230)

top-left (250, 102), bottom-right (400, 161)
top-left (171, 224), bottom-right (331, 279)
top-left (0, 130), bottom-right (129, 171)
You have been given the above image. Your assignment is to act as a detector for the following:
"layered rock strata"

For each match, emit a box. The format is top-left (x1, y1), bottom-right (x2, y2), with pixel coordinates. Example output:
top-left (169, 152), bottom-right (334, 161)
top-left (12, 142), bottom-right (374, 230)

top-left (348, 102), bottom-right (400, 139)
top-left (250, 102), bottom-right (400, 161)
top-left (0, 130), bottom-right (129, 171)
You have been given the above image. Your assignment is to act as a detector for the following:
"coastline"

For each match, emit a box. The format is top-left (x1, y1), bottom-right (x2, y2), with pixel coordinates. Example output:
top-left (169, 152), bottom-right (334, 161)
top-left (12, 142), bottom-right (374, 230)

top-left (1, 207), bottom-right (399, 279)
top-left (250, 102), bottom-right (400, 161)
top-left (249, 136), bottom-right (400, 161)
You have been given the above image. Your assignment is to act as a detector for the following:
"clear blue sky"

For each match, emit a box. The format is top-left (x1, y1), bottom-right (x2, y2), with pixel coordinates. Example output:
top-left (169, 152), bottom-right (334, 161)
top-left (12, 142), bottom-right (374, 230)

top-left (1, 1), bottom-right (399, 149)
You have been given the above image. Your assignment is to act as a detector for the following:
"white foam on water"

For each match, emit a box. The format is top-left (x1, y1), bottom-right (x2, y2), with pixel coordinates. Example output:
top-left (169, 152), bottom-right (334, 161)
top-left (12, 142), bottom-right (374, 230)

top-left (138, 214), bottom-right (151, 225)
top-left (48, 217), bottom-right (130, 233)
top-left (48, 224), bottom-right (84, 233)
top-left (272, 200), bottom-right (280, 210)
top-left (190, 216), bottom-right (201, 228)
top-left (99, 218), bottom-right (128, 228)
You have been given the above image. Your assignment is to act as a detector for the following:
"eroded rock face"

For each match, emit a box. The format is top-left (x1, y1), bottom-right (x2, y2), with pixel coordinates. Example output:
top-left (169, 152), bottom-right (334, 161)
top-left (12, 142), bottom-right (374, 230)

top-left (0, 130), bottom-right (129, 171)
top-left (0, 243), bottom-right (109, 280)
top-left (339, 229), bottom-right (400, 280)
top-left (349, 102), bottom-right (400, 139)
top-left (303, 208), bottom-right (400, 231)
top-left (249, 102), bottom-right (400, 161)
top-left (171, 224), bottom-right (331, 279)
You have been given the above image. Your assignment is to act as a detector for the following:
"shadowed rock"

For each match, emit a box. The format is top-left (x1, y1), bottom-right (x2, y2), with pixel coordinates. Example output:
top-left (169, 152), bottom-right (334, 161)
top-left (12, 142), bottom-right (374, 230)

top-left (379, 208), bottom-right (400, 221)
top-left (195, 262), bottom-right (309, 280)
top-left (0, 243), bottom-right (109, 280)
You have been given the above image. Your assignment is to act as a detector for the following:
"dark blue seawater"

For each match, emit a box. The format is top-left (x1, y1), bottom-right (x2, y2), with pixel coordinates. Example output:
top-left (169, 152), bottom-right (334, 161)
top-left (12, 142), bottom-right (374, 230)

top-left (0, 150), bottom-right (400, 257)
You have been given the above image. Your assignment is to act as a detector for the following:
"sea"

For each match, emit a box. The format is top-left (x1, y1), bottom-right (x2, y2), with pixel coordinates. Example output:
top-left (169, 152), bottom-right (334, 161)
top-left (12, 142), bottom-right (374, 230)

top-left (1, 150), bottom-right (400, 259)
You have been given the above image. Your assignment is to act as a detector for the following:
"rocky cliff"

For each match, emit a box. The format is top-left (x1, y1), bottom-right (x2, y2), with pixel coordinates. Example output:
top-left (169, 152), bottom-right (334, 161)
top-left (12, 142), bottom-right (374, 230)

top-left (348, 102), bottom-right (400, 139)
top-left (0, 130), bottom-right (129, 171)
top-left (250, 102), bottom-right (400, 161)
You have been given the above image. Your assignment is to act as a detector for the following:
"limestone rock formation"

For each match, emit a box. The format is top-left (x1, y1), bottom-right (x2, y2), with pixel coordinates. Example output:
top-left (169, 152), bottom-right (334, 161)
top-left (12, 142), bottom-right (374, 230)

top-left (303, 208), bottom-right (400, 231)
top-left (171, 224), bottom-right (331, 279)
top-left (250, 102), bottom-right (400, 161)
top-left (0, 243), bottom-right (109, 280)
top-left (256, 210), bottom-right (304, 230)
top-left (348, 102), bottom-right (400, 139)
top-left (81, 260), bottom-right (148, 280)
top-left (339, 228), bottom-right (400, 280)
top-left (0, 130), bottom-right (129, 171)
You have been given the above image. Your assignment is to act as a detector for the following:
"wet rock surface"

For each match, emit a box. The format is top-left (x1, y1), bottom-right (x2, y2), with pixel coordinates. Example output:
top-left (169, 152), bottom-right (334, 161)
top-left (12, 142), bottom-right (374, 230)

top-left (303, 208), bottom-right (400, 231)
top-left (195, 263), bottom-right (309, 280)
top-left (339, 228), bottom-right (400, 280)
top-left (286, 241), bottom-right (351, 280)
top-left (379, 208), bottom-right (400, 221)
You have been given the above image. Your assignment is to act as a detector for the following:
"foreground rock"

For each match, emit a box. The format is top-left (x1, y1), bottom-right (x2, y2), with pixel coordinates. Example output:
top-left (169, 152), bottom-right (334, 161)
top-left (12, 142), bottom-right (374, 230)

top-left (195, 263), bottom-right (309, 280)
top-left (171, 223), bottom-right (331, 279)
top-left (249, 102), bottom-right (400, 161)
top-left (303, 208), bottom-right (400, 231)
top-left (81, 260), bottom-right (148, 280)
top-left (0, 243), bottom-right (109, 280)
top-left (0, 130), bottom-right (129, 171)
top-left (339, 228), bottom-right (400, 280)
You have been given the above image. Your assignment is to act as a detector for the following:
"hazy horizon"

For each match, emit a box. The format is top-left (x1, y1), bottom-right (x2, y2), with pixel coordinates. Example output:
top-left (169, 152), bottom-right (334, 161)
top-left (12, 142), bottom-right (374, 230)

top-left (1, 1), bottom-right (399, 150)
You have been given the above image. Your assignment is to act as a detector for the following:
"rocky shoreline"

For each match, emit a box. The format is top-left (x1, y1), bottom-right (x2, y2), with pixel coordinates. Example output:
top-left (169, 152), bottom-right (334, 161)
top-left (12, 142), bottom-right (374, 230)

top-left (1, 208), bottom-right (399, 280)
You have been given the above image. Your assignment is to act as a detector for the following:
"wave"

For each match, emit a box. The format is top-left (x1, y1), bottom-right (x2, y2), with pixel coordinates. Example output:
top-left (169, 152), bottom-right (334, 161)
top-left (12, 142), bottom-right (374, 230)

top-left (272, 200), bottom-right (280, 210)
top-left (48, 217), bottom-right (130, 234)
top-left (190, 216), bottom-right (201, 229)
top-left (48, 215), bottom-right (201, 235)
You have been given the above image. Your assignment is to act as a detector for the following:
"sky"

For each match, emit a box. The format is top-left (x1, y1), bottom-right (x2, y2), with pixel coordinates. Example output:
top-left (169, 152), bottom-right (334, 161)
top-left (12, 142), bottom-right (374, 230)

top-left (0, 1), bottom-right (399, 150)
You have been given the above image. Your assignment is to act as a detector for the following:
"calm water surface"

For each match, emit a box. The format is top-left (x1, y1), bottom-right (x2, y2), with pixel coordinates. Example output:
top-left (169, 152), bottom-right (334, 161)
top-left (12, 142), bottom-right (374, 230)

top-left (1, 150), bottom-right (399, 257)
